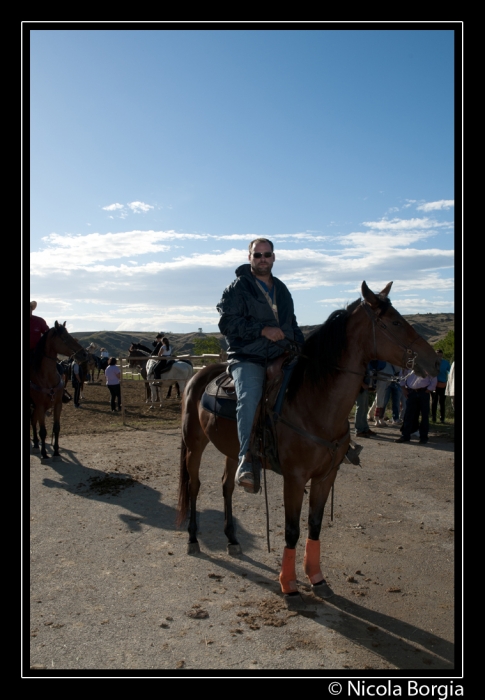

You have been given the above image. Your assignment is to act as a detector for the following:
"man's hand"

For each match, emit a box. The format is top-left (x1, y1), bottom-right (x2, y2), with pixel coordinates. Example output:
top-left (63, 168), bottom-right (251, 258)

top-left (261, 326), bottom-right (285, 342)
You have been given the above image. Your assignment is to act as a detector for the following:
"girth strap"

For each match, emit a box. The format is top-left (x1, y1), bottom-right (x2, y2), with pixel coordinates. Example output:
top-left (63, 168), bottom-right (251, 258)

top-left (30, 377), bottom-right (64, 402)
top-left (273, 414), bottom-right (349, 453)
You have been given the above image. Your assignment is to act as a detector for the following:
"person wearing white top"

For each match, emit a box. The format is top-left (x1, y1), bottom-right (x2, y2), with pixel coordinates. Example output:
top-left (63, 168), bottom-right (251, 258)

top-left (105, 357), bottom-right (122, 412)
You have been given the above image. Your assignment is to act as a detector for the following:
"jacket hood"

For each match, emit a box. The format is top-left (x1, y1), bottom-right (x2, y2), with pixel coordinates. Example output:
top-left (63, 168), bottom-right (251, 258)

top-left (235, 263), bottom-right (253, 278)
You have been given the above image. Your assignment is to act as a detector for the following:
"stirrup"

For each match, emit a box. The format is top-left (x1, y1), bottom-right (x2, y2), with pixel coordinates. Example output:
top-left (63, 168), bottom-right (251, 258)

top-left (343, 443), bottom-right (363, 465)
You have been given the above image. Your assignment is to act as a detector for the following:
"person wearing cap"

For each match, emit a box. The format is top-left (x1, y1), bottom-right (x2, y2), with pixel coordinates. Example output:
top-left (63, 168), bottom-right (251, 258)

top-left (431, 349), bottom-right (451, 424)
top-left (152, 333), bottom-right (164, 355)
top-left (30, 301), bottom-right (49, 352)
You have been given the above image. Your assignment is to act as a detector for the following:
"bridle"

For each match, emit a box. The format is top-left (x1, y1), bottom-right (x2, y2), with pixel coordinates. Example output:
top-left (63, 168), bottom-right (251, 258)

top-left (30, 328), bottom-right (85, 398)
top-left (360, 299), bottom-right (420, 373)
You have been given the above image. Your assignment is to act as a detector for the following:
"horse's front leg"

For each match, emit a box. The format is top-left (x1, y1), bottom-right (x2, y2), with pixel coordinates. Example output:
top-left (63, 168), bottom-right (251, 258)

top-left (279, 477), bottom-right (306, 596)
top-left (222, 456), bottom-right (241, 555)
top-left (52, 403), bottom-right (62, 459)
top-left (39, 421), bottom-right (48, 460)
top-left (303, 475), bottom-right (336, 599)
top-left (31, 407), bottom-right (40, 450)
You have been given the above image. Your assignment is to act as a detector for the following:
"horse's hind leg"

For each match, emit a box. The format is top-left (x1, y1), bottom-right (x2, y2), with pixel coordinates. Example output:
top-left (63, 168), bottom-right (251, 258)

top-left (222, 456), bottom-right (242, 555)
top-left (303, 477), bottom-right (336, 599)
top-left (178, 413), bottom-right (210, 555)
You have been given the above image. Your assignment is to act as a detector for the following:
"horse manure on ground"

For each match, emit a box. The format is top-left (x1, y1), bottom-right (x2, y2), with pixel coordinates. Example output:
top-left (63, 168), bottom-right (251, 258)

top-left (87, 474), bottom-right (136, 496)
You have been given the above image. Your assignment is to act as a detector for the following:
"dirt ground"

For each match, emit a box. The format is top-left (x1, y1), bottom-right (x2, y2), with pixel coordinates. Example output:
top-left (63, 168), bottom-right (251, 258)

top-left (27, 379), bottom-right (459, 678)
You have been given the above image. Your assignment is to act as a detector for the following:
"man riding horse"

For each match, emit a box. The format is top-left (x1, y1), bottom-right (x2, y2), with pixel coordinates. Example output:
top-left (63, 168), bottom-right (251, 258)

top-left (217, 239), bottom-right (363, 495)
top-left (30, 301), bottom-right (71, 403)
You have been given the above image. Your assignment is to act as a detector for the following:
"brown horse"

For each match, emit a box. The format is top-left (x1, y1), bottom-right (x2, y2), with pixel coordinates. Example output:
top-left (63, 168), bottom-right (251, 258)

top-left (30, 322), bottom-right (87, 459)
top-left (177, 281), bottom-right (441, 601)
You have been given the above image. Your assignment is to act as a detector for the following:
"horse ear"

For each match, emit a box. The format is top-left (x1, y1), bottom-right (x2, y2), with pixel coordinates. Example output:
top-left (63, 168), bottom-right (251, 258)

top-left (63, 321), bottom-right (67, 327)
top-left (361, 281), bottom-right (378, 307)
top-left (379, 281), bottom-right (393, 298)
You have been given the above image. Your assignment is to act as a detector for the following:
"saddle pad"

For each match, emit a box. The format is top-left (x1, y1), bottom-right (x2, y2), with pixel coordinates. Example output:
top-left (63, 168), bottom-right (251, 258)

top-left (200, 390), bottom-right (237, 421)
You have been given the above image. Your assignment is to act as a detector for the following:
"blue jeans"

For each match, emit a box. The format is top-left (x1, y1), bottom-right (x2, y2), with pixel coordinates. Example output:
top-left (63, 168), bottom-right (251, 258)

top-left (354, 389), bottom-right (370, 434)
top-left (229, 361), bottom-right (266, 462)
top-left (383, 382), bottom-right (402, 421)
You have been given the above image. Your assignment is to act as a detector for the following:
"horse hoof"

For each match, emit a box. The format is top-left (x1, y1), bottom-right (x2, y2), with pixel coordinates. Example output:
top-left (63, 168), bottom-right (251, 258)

top-left (283, 592), bottom-right (305, 609)
top-left (227, 543), bottom-right (242, 556)
top-left (52, 455), bottom-right (61, 462)
top-left (187, 542), bottom-right (201, 555)
top-left (311, 580), bottom-right (334, 599)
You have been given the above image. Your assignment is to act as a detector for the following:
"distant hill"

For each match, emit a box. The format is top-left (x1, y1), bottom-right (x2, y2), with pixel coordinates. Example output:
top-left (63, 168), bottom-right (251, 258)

top-left (71, 313), bottom-right (454, 359)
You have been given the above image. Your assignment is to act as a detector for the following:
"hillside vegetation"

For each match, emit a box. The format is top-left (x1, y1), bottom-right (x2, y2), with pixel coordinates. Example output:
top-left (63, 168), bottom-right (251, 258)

top-left (70, 312), bottom-right (454, 359)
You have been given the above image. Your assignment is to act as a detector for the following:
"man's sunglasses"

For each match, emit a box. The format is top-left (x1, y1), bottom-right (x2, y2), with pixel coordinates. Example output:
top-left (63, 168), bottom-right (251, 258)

top-left (252, 252), bottom-right (273, 259)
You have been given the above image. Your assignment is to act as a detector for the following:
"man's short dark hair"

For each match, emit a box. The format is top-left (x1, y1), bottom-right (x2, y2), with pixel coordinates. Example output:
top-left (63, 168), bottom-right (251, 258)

top-left (248, 238), bottom-right (274, 252)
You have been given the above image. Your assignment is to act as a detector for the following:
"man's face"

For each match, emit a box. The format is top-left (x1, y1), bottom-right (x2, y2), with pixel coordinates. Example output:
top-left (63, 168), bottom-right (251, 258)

top-left (249, 241), bottom-right (275, 278)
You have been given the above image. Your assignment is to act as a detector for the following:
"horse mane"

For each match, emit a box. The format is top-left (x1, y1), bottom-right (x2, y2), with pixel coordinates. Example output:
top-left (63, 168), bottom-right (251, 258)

top-left (286, 293), bottom-right (392, 402)
top-left (31, 326), bottom-right (53, 372)
top-left (132, 342), bottom-right (152, 354)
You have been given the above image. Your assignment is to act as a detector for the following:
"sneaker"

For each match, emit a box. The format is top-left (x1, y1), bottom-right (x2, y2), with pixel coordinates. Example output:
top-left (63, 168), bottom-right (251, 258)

top-left (356, 431), bottom-right (371, 438)
top-left (391, 419), bottom-right (403, 425)
top-left (419, 437), bottom-right (429, 444)
top-left (411, 431), bottom-right (419, 438)
top-left (395, 436), bottom-right (410, 443)
top-left (366, 429), bottom-right (378, 436)
top-left (235, 460), bottom-right (259, 493)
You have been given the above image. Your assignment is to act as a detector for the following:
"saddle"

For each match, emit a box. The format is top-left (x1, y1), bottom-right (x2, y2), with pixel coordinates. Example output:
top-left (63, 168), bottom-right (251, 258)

top-left (152, 359), bottom-right (177, 380)
top-left (202, 354), bottom-right (295, 475)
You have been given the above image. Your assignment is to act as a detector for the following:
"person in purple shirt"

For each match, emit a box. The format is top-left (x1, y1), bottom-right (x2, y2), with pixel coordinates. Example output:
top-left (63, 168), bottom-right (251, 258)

top-left (395, 369), bottom-right (438, 444)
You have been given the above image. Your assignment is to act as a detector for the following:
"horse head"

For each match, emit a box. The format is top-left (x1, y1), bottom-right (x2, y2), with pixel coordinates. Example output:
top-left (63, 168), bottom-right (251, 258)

top-left (52, 322), bottom-right (88, 362)
top-left (360, 281), bottom-right (440, 378)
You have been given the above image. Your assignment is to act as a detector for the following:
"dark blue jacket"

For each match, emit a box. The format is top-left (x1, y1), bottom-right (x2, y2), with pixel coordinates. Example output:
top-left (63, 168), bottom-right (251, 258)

top-left (217, 264), bottom-right (304, 365)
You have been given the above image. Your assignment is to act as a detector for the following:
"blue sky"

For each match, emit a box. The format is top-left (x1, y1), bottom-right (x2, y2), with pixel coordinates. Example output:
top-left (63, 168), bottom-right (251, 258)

top-left (28, 25), bottom-right (458, 333)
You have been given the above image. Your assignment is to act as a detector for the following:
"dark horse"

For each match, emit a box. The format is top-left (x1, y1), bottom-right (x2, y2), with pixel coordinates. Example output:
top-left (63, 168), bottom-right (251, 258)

top-left (177, 282), bottom-right (440, 600)
top-left (30, 322), bottom-right (87, 459)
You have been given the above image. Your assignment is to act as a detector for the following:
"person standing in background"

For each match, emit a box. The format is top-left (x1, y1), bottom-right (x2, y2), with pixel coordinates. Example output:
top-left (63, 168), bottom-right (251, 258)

top-left (105, 357), bottom-right (122, 412)
top-left (431, 349), bottom-right (451, 423)
top-left (445, 360), bottom-right (455, 413)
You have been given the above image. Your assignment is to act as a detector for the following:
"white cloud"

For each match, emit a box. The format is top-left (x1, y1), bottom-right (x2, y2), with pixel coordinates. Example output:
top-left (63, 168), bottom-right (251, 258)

top-left (362, 217), bottom-right (451, 231)
top-left (416, 200), bottom-right (454, 212)
top-left (102, 203), bottom-right (125, 211)
top-left (127, 201), bottom-right (154, 213)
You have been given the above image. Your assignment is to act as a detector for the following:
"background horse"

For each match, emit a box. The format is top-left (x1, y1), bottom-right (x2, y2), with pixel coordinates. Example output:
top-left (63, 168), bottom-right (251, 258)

top-left (95, 356), bottom-right (109, 381)
top-left (82, 343), bottom-right (99, 385)
top-left (177, 281), bottom-right (440, 601)
top-left (128, 343), bottom-right (181, 402)
top-left (30, 322), bottom-right (87, 459)
top-left (145, 357), bottom-right (193, 408)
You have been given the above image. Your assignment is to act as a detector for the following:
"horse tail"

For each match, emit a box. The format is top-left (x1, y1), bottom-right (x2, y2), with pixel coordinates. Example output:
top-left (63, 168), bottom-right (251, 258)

top-left (176, 438), bottom-right (190, 527)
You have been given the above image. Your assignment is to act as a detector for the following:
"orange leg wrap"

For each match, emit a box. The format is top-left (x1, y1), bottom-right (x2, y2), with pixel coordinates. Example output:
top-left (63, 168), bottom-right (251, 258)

top-left (279, 547), bottom-right (298, 594)
top-left (303, 538), bottom-right (324, 585)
